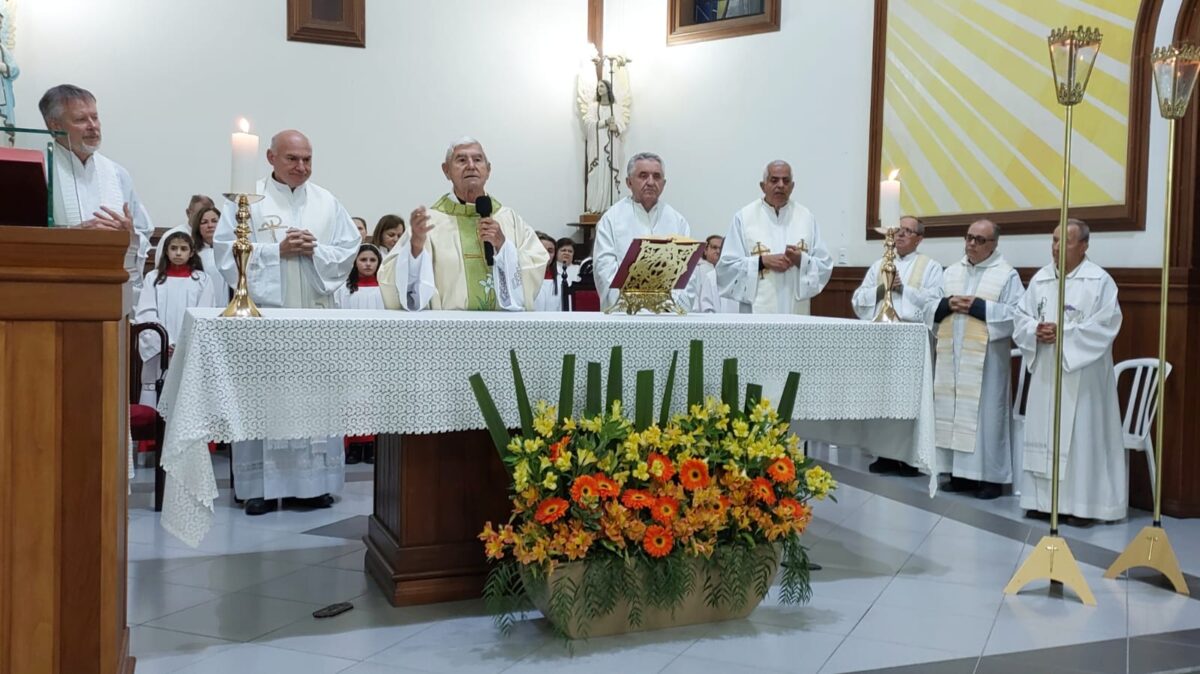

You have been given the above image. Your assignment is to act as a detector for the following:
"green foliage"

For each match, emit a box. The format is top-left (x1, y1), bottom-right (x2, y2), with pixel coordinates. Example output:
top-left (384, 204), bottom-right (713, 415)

top-left (721, 358), bottom-right (739, 410)
top-left (482, 561), bottom-right (531, 635)
top-left (744, 383), bottom-right (762, 414)
top-left (635, 370), bottom-right (654, 431)
top-left (688, 339), bottom-right (704, 407)
top-left (779, 536), bottom-right (813, 605)
top-left (586, 361), bottom-right (602, 417)
top-left (558, 354), bottom-right (576, 419)
top-left (606, 346), bottom-right (623, 412)
top-left (469, 373), bottom-right (512, 461)
top-left (777, 371), bottom-right (800, 421)
top-left (510, 350), bottom-right (534, 437)
top-left (659, 351), bottom-right (678, 428)
top-left (547, 573), bottom-right (579, 641)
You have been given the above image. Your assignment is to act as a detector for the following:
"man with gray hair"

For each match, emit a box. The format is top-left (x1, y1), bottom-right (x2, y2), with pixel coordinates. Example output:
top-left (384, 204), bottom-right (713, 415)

top-left (39, 84), bottom-right (154, 302)
top-left (213, 128), bottom-right (360, 515)
top-left (927, 218), bottom-right (1024, 499)
top-left (1013, 218), bottom-right (1125, 525)
top-left (380, 136), bottom-right (547, 310)
top-left (716, 160), bottom-right (832, 314)
top-left (593, 151), bottom-right (694, 311)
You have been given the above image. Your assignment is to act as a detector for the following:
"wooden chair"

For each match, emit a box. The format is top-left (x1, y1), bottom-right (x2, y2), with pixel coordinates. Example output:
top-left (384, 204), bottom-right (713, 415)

top-left (1114, 358), bottom-right (1172, 495)
top-left (130, 322), bottom-right (169, 511)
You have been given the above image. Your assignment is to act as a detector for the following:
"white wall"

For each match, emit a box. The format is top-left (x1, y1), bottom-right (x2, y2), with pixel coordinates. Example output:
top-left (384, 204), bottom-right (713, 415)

top-left (605, 0), bottom-right (1183, 269)
top-left (13, 0), bottom-right (1184, 268)
top-left (14, 0), bottom-right (588, 236)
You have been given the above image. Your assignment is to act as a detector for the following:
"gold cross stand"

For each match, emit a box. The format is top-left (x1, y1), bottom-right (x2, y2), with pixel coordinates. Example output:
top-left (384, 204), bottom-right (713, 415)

top-left (1102, 43), bottom-right (1198, 596)
top-left (220, 192), bottom-right (265, 318)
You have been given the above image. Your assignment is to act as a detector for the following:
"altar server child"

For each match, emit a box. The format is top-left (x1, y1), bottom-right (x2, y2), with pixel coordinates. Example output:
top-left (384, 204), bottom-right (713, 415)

top-left (335, 244), bottom-right (386, 310)
top-left (134, 231), bottom-right (215, 404)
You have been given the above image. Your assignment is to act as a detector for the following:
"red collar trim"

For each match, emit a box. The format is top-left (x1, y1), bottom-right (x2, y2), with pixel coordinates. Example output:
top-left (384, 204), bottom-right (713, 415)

top-left (357, 276), bottom-right (379, 287)
top-left (165, 264), bottom-right (193, 278)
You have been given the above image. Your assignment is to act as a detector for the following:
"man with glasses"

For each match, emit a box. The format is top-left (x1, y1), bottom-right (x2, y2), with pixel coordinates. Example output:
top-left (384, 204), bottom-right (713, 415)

top-left (1013, 219), bottom-right (1124, 526)
top-left (852, 215), bottom-right (944, 476)
top-left (927, 219), bottom-right (1024, 499)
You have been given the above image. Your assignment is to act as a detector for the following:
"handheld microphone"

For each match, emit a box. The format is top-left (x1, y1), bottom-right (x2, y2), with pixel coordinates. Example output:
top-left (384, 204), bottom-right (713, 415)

top-left (475, 195), bottom-right (494, 266)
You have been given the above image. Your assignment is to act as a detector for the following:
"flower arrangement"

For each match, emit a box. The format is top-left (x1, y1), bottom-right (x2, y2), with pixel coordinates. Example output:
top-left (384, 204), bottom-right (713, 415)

top-left (470, 341), bottom-right (836, 638)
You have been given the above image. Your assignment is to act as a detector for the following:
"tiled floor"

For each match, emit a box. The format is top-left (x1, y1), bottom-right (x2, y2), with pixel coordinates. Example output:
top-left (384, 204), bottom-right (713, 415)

top-left (126, 452), bottom-right (1200, 674)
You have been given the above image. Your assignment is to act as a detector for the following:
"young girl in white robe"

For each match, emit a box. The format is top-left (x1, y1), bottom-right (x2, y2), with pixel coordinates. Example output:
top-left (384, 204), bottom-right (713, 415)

top-left (133, 231), bottom-right (215, 405)
top-left (189, 205), bottom-right (229, 307)
top-left (335, 244), bottom-right (386, 310)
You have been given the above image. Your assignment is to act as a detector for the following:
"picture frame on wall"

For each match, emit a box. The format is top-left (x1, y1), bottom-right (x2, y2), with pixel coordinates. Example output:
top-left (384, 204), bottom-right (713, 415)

top-left (287, 0), bottom-right (366, 49)
top-left (667, 0), bottom-right (780, 46)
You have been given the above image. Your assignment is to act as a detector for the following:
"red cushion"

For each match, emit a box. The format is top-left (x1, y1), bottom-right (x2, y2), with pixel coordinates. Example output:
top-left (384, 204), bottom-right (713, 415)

top-left (130, 404), bottom-right (158, 440)
top-left (571, 290), bottom-right (601, 312)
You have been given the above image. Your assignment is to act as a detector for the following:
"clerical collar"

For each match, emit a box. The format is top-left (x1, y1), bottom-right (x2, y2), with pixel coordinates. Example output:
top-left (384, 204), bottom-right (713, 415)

top-left (454, 192), bottom-right (489, 205)
top-left (760, 198), bottom-right (791, 215)
top-left (270, 174), bottom-right (307, 195)
top-left (165, 263), bottom-right (193, 278)
top-left (968, 250), bottom-right (1000, 268)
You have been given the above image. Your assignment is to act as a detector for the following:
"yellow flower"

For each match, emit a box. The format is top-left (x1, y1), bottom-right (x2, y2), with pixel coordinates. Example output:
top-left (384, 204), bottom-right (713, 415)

top-left (533, 416), bottom-right (555, 438)
top-left (513, 460), bottom-right (531, 490)
top-left (689, 403), bottom-right (709, 420)
top-left (576, 448), bottom-right (598, 467)
top-left (507, 437), bottom-right (523, 454)
top-left (732, 419), bottom-right (750, 439)
top-left (642, 425), bottom-right (663, 447)
top-left (562, 417), bottom-right (577, 431)
top-left (805, 465), bottom-right (836, 499)
top-left (522, 438), bottom-right (544, 455)
top-left (554, 450), bottom-right (573, 472)
top-left (542, 472), bottom-right (559, 491)
top-left (609, 399), bottom-right (623, 419)
top-left (612, 470), bottom-right (630, 485)
top-left (580, 416), bottom-right (602, 432)
top-left (633, 461), bottom-right (650, 481)
top-left (598, 454), bottom-right (617, 473)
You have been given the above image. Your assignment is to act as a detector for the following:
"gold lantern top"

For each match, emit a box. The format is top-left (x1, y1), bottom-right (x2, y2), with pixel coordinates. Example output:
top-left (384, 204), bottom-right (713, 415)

top-left (1047, 26), bottom-right (1103, 106)
top-left (1152, 43), bottom-right (1200, 119)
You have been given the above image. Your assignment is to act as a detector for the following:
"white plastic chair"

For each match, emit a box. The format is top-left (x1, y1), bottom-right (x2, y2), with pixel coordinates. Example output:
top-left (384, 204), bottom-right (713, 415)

top-left (1114, 358), bottom-right (1172, 495)
top-left (1010, 348), bottom-right (1031, 495)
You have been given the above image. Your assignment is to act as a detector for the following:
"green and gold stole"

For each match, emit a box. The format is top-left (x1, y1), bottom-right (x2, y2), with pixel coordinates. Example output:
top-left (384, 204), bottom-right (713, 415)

top-left (432, 195), bottom-right (503, 311)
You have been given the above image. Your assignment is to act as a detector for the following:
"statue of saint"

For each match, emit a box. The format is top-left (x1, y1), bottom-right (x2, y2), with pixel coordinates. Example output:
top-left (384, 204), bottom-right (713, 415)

top-left (0, 0), bottom-right (19, 137)
top-left (577, 49), bottom-right (631, 216)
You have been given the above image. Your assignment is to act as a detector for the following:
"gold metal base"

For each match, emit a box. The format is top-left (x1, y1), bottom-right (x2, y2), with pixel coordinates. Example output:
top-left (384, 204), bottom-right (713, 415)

top-left (1004, 535), bottom-right (1097, 606)
top-left (1103, 526), bottom-right (1189, 595)
top-left (220, 289), bottom-right (261, 318)
top-left (606, 289), bottom-right (684, 315)
top-left (219, 192), bottom-right (264, 319)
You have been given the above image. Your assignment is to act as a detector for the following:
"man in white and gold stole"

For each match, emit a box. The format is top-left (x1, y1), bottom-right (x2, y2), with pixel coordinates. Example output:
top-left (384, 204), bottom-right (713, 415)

top-left (1014, 219), bottom-right (1124, 525)
top-left (593, 151), bottom-right (694, 311)
top-left (852, 215), bottom-right (943, 476)
top-left (40, 84), bottom-right (154, 302)
top-left (927, 219), bottom-right (1024, 500)
top-left (717, 161), bottom-right (832, 314)
top-left (213, 130), bottom-right (360, 515)
top-left (380, 137), bottom-right (547, 311)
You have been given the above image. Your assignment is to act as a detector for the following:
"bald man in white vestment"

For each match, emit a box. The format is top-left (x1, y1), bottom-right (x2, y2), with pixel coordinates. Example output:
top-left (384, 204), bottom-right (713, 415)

top-left (40, 84), bottom-right (154, 303)
top-left (213, 130), bottom-right (360, 515)
top-left (927, 219), bottom-right (1024, 500)
top-left (1013, 220), bottom-right (1125, 525)
top-left (716, 161), bottom-right (832, 314)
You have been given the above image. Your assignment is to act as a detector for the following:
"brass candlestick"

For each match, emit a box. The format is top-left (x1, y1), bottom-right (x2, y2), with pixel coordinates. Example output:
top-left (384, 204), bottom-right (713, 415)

top-left (1103, 43), bottom-right (1198, 596)
top-left (220, 192), bottom-right (264, 318)
top-left (1004, 25), bottom-right (1102, 607)
top-left (874, 227), bottom-right (901, 323)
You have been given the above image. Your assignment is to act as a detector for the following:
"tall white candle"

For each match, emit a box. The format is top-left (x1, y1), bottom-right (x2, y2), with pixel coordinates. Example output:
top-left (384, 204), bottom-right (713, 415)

top-left (879, 169), bottom-right (901, 230)
top-left (230, 118), bottom-right (259, 195)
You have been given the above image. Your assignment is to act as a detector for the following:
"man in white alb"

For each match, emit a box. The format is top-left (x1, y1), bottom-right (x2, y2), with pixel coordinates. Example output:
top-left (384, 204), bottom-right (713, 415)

top-left (927, 219), bottom-right (1024, 500)
top-left (1014, 219), bottom-right (1125, 525)
top-left (695, 235), bottom-right (739, 313)
top-left (39, 84), bottom-right (154, 302)
top-left (716, 160), bottom-right (832, 314)
top-left (593, 152), bottom-right (694, 311)
top-left (213, 129), bottom-right (360, 515)
top-left (379, 137), bottom-right (548, 311)
top-left (852, 215), bottom-right (944, 476)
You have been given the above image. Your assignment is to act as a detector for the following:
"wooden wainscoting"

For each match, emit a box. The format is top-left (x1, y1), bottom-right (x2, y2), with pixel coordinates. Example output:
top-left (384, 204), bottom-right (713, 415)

top-left (811, 265), bottom-right (1199, 517)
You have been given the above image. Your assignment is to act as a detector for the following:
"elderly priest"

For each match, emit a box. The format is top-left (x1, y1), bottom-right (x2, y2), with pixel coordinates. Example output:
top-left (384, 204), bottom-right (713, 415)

top-left (927, 219), bottom-right (1024, 500)
top-left (716, 160), bottom-right (832, 314)
top-left (380, 137), bottom-right (547, 310)
top-left (1013, 219), bottom-right (1125, 525)
top-left (213, 129), bottom-right (360, 515)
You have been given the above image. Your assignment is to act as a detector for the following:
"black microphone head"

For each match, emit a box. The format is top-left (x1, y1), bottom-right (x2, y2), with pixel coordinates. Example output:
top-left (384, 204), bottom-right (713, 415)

top-left (474, 195), bottom-right (493, 218)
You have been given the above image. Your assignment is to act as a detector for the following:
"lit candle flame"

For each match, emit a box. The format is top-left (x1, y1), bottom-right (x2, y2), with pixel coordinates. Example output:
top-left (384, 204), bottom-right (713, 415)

top-left (238, 118), bottom-right (250, 134)
top-left (888, 168), bottom-right (900, 181)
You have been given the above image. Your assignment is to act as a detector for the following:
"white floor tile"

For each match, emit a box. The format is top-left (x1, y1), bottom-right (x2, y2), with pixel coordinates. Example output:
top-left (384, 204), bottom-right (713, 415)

top-left (155, 555), bottom-right (308, 593)
top-left (367, 618), bottom-right (550, 674)
top-left (129, 625), bottom-right (238, 674)
top-left (253, 600), bottom-right (433, 661)
top-left (321, 549), bottom-right (368, 571)
top-left (253, 535), bottom-right (366, 565)
top-left (242, 565), bottom-right (371, 606)
top-left (751, 589), bottom-right (873, 636)
top-left (874, 576), bottom-right (1007, 620)
top-left (848, 602), bottom-right (994, 656)
top-left (819, 636), bottom-right (968, 673)
top-left (145, 592), bottom-right (322, 642)
top-left (661, 654), bottom-right (790, 673)
top-left (679, 622), bottom-right (846, 673)
top-left (505, 640), bottom-right (680, 673)
top-left (172, 643), bottom-right (356, 674)
top-left (338, 663), bottom-right (428, 674)
top-left (127, 578), bottom-right (226, 625)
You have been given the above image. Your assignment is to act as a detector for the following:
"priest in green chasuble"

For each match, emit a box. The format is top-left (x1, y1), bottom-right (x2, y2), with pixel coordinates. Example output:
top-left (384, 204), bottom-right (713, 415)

top-left (380, 137), bottom-right (548, 310)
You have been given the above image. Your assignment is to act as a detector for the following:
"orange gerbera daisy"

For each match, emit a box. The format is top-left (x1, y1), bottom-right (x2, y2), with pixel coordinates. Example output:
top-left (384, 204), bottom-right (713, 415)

top-left (621, 489), bottom-right (653, 510)
top-left (776, 497), bottom-right (805, 519)
top-left (750, 477), bottom-right (777, 505)
top-left (678, 458), bottom-right (711, 491)
top-left (548, 435), bottom-right (571, 462)
top-left (643, 524), bottom-right (674, 558)
top-left (651, 496), bottom-right (680, 524)
top-left (570, 475), bottom-right (600, 504)
top-left (534, 497), bottom-right (570, 524)
top-left (646, 453), bottom-right (675, 481)
top-left (766, 456), bottom-right (796, 484)
top-left (593, 473), bottom-right (620, 499)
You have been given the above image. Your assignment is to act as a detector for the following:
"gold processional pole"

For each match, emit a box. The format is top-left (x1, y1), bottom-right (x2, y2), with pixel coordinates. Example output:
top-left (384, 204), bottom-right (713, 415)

top-left (220, 192), bottom-right (264, 318)
top-left (1103, 43), bottom-right (1198, 595)
top-left (1004, 25), bottom-right (1102, 607)
top-left (874, 227), bottom-right (901, 323)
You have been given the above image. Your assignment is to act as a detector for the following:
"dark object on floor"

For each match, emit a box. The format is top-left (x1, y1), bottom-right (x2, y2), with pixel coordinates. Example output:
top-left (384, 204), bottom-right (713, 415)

top-left (1063, 515), bottom-right (1096, 528)
top-left (976, 482), bottom-right (1002, 500)
top-left (286, 493), bottom-right (335, 509)
top-left (313, 601), bottom-right (354, 619)
top-left (245, 497), bottom-right (278, 515)
top-left (868, 458), bottom-right (898, 474)
top-left (942, 476), bottom-right (979, 493)
top-left (363, 443), bottom-right (375, 464)
top-left (895, 462), bottom-right (922, 477)
top-left (346, 444), bottom-right (363, 465)
top-left (1025, 509), bottom-right (1051, 521)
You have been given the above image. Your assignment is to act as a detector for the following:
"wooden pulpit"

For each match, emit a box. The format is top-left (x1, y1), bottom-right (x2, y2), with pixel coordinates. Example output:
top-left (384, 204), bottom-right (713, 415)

top-left (366, 431), bottom-right (511, 606)
top-left (0, 227), bottom-right (136, 674)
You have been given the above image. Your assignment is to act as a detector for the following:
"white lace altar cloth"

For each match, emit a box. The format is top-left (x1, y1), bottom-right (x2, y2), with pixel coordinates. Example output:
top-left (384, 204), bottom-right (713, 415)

top-left (158, 309), bottom-right (935, 546)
